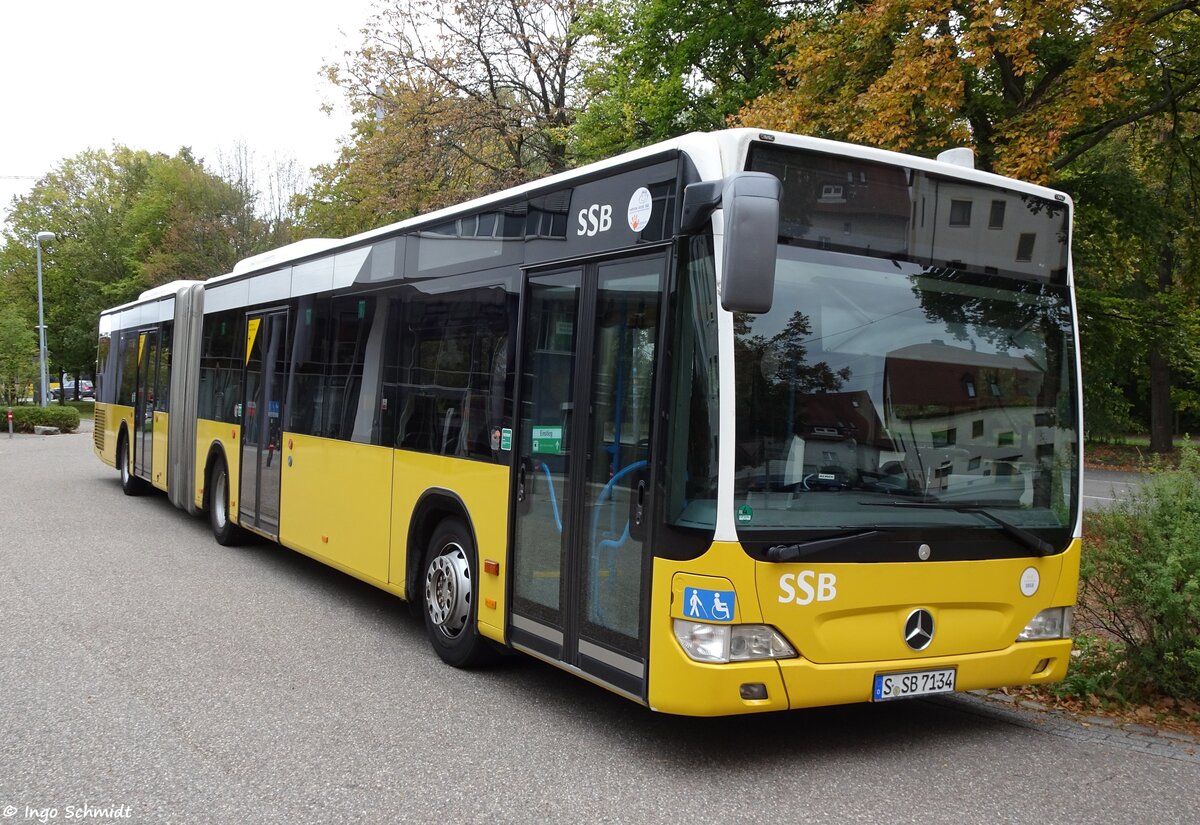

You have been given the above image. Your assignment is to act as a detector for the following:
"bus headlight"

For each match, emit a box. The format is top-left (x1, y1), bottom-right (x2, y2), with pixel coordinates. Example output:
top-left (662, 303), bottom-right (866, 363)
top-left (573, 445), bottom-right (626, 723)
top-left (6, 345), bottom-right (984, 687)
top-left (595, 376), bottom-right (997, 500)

top-left (673, 620), bottom-right (797, 663)
top-left (1017, 607), bottom-right (1073, 641)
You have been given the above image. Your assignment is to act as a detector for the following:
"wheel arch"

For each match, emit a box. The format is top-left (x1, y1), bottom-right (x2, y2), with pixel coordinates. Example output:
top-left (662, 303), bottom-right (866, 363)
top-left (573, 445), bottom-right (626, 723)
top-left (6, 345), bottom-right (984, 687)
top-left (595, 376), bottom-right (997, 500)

top-left (405, 488), bottom-right (478, 603)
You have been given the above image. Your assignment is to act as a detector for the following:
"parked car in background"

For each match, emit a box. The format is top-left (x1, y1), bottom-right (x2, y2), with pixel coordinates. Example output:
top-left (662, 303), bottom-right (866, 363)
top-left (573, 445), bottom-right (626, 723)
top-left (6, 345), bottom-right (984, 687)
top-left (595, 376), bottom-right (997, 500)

top-left (49, 380), bottom-right (94, 400)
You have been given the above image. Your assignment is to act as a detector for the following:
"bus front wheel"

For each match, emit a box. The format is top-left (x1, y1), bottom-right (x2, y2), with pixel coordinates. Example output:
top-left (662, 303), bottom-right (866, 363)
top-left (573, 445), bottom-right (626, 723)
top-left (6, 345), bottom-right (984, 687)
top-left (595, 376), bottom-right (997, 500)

top-left (208, 457), bottom-right (245, 546)
top-left (422, 519), bottom-right (495, 668)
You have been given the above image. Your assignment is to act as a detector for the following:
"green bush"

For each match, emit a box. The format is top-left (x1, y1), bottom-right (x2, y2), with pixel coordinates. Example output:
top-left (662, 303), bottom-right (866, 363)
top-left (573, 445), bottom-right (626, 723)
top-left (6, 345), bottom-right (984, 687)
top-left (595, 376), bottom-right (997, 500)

top-left (1050, 633), bottom-right (1129, 705)
top-left (6, 405), bottom-right (80, 433)
top-left (1080, 445), bottom-right (1200, 702)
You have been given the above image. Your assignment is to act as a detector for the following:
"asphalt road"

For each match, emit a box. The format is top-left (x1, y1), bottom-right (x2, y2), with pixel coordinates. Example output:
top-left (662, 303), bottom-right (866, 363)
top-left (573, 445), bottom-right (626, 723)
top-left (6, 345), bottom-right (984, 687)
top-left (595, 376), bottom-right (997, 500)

top-left (1082, 468), bottom-right (1145, 511)
top-left (1, 427), bottom-right (1196, 825)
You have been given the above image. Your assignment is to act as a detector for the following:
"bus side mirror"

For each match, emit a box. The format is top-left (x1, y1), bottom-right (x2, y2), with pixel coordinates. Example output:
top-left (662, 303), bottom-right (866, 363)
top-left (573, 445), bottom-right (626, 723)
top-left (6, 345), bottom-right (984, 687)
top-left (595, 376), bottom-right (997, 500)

top-left (720, 172), bottom-right (781, 314)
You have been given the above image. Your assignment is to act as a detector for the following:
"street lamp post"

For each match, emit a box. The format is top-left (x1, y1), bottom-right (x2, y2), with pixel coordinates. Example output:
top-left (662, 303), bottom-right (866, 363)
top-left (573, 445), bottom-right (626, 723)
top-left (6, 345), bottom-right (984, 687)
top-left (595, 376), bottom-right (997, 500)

top-left (35, 231), bottom-right (55, 407)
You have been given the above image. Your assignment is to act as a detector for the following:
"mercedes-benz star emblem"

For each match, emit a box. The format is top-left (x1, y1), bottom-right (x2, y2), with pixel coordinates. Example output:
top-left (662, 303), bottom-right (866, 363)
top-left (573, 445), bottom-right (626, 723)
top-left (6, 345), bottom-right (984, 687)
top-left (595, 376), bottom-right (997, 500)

top-left (904, 608), bottom-right (935, 651)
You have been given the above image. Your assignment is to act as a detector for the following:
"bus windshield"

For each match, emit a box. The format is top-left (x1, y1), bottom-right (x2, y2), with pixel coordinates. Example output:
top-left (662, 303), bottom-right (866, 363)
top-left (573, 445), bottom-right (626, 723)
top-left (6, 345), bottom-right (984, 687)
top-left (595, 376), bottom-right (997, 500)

top-left (732, 246), bottom-right (1079, 548)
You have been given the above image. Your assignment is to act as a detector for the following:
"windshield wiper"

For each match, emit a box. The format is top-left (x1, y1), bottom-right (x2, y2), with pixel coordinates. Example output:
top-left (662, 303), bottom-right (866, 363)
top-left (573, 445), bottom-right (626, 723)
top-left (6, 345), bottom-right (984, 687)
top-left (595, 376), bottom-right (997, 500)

top-left (866, 501), bottom-right (1054, 556)
top-left (766, 530), bottom-right (884, 562)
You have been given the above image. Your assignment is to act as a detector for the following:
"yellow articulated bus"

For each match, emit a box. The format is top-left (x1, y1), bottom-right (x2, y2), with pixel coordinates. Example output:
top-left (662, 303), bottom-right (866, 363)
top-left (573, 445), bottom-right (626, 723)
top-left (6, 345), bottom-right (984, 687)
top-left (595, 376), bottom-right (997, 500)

top-left (93, 129), bottom-right (1081, 715)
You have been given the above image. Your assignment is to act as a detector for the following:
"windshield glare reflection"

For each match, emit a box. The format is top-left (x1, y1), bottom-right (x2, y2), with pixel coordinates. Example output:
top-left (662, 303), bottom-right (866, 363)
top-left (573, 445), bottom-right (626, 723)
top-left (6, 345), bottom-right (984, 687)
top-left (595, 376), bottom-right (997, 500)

top-left (733, 250), bottom-right (1078, 535)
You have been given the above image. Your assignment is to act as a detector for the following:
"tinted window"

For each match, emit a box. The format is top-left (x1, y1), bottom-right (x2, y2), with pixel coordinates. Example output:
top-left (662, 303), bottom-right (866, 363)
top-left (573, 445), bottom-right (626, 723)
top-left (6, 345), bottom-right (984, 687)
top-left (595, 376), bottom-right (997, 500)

top-left (665, 235), bottom-right (721, 530)
top-left (286, 295), bottom-right (383, 443)
top-left (409, 204), bottom-right (525, 277)
top-left (392, 284), bottom-right (514, 461)
top-left (747, 143), bottom-right (1069, 282)
top-left (96, 329), bottom-right (114, 404)
top-left (157, 321), bottom-right (173, 412)
top-left (199, 310), bottom-right (242, 423)
top-left (118, 329), bottom-right (139, 407)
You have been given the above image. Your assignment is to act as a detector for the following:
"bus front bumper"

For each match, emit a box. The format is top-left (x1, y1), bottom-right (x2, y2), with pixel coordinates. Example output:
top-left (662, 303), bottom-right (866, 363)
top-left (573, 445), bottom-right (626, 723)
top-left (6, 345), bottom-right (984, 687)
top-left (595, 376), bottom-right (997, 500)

top-left (647, 638), bottom-right (1072, 716)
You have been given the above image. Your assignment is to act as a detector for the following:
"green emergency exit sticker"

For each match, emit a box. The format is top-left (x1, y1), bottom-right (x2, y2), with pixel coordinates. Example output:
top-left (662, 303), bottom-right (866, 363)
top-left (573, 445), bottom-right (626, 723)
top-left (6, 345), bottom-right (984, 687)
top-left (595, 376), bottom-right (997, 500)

top-left (500, 428), bottom-right (512, 451)
top-left (532, 426), bottom-right (563, 455)
top-left (737, 505), bottom-right (754, 523)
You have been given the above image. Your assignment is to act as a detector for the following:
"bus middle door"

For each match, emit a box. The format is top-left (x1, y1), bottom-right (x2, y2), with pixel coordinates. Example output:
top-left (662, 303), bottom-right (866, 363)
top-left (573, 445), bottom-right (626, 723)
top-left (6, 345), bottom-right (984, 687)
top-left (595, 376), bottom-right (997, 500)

top-left (134, 329), bottom-right (159, 482)
top-left (239, 309), bottom-right (289, 539)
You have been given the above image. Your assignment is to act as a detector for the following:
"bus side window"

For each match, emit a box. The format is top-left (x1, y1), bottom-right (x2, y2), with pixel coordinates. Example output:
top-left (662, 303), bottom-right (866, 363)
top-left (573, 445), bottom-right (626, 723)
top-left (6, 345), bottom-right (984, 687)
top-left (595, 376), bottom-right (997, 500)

top-left (394, 284), bottom-right (512, 462)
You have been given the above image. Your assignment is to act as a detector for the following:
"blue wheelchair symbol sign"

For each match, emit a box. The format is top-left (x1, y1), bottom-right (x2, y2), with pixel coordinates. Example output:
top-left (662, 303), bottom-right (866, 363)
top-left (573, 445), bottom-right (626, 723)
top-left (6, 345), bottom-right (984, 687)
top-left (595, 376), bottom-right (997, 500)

top-left (683, 587), bottom-right (735, 623)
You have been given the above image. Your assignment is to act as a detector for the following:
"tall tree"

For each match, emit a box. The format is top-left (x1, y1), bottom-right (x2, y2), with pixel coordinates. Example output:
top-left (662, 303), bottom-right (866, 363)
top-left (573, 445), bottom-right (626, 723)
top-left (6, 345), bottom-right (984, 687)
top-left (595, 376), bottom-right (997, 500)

top-left (304, 0), bottom-right (592, 236)
top-left (0, 304), bottom-right (36, 405)
top-left (299, 76), bottom-right (516, 236)
top-left (739, 0), bottom-right (1200, 182)
top-left (218, 142), bottom-right (308, 250)
top-left (574, 0), bottom-right (793, 162)
top-left (0, 147), bottom-right (268, 387)
top-left (739, 0), bottom-right (1200, 450)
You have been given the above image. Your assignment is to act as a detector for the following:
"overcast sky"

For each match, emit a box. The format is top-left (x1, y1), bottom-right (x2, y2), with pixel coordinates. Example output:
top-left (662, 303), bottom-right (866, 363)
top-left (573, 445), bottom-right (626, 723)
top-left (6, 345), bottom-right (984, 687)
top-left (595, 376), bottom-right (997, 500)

top-left (0, 0), bottom-right (379, 228)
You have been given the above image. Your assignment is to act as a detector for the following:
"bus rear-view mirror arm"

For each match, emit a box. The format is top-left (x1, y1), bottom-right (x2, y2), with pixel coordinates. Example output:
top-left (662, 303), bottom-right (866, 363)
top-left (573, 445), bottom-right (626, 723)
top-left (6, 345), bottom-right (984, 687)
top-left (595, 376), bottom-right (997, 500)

top-left (681, 172), bottom-right (782, 314)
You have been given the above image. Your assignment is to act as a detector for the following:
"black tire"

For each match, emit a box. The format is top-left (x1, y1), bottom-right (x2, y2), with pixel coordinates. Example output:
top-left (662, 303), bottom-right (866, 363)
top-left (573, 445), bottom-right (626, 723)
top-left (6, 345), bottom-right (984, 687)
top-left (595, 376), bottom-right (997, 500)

top-left (118, 433), bottom-right (147, 496)
top-left (208, 456), bottom-right (246, 546)
top-left (422, 519), bottom-right (496, 668)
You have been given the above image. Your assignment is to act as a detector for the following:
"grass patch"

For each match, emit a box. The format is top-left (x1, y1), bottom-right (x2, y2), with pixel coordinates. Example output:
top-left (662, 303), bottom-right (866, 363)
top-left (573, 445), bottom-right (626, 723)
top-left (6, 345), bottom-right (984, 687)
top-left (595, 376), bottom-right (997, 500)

top-left (62, 400), bottom-right (94, 419)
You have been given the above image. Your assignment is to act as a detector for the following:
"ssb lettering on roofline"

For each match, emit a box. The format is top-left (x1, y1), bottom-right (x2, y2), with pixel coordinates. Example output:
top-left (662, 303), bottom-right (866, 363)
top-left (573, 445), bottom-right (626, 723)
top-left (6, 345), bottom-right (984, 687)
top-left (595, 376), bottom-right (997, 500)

top-left (576, 203), bottom-right (613, 236)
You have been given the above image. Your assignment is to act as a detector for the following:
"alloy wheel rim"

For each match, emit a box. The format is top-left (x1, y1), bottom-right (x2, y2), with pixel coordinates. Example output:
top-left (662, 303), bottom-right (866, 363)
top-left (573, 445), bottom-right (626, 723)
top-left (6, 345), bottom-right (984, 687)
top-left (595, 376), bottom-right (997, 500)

top-left (425, 542), bottom-right (471, 639)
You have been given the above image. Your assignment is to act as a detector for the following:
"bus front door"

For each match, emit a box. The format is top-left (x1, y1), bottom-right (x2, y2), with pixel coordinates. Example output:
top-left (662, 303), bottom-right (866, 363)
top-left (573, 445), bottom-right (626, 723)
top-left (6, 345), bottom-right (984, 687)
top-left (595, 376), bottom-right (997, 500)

top-left (511, 252), bottom-right (666, 702)
top-left (134, 329), bottom-right (159, 481)
top-left (239, 309), bottom-right (288, 538)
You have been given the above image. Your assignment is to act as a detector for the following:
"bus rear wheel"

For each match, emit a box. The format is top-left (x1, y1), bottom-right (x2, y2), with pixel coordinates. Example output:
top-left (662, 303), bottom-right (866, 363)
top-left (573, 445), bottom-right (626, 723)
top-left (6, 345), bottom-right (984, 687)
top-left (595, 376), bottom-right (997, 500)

top-left (422, 519), bottom-right (495, 668)
top-left (208, 457), bottom-right (246, 546)
top-left (118, 434), bottom-right (147, 496)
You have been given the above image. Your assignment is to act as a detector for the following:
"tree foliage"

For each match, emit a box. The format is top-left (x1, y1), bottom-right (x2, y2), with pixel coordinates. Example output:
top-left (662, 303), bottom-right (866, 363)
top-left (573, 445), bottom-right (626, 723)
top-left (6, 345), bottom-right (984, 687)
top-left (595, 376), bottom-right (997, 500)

top-left (573, 0), bottom-right (792, 162)
top-left (0, 304), bottom-right (36, 405)
top-left (216, 142), bottom-right (309, 254)
top-left (739, 0), bottom-right (1200, 183)
top-left (736, 0), bottom-right (1200, 446)
top-left (0, 147), bottom-right (276, 384)
top-left (1064, 116), bottom-right (1200, 441)
top-left (303, 0), bottom-right (592, 235)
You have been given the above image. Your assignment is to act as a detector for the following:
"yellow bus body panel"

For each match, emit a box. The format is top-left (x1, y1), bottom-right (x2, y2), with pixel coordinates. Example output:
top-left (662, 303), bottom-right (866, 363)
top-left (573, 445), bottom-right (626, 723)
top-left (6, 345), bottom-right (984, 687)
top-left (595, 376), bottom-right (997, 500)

top-left (92, 401), bottom-right (123, 467)
top-left (103, 404), bottom-right (134, 468)
top-left (390, 451), bottom-right (510, 644)
top-left (194, 418), bottom-right (242, 520)
top-left (279, 433), bottom-right (393, 583)
top-left (151, 411), bottom-right (169, 491)
top-left (648, 538), bottom-right (1081, 716)
top-left (648, 543), bottom-right (790, 715)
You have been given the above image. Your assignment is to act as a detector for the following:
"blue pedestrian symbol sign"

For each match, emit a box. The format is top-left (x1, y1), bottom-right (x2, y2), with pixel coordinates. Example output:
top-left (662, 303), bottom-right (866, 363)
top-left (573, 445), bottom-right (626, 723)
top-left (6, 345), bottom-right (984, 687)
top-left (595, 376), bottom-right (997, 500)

top-left (683, 587), bottom-right (735, 623)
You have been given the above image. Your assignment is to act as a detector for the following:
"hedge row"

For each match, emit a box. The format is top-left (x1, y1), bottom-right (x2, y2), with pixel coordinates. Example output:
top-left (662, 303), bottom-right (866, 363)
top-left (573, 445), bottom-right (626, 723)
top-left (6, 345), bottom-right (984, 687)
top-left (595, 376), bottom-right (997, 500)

top-left (5, 405), bottom-right (81, 433)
